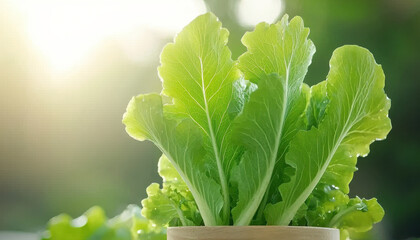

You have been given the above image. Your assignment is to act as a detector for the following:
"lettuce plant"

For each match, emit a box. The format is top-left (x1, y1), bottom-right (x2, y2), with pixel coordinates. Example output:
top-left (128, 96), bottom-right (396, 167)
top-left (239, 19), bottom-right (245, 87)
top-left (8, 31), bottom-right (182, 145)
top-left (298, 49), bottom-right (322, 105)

top-left (42, 205), bottom-right (165, 240)
top-left (123, 12), bottom-right (391, 239)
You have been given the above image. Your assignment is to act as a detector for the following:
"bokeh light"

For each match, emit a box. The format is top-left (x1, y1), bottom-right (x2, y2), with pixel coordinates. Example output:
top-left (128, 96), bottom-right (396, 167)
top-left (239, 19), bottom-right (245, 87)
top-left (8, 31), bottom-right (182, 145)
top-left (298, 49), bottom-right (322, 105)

top-left (10, 0), bottom-right (206, 74)
top-left (236, 0), bottom-right (283, 26)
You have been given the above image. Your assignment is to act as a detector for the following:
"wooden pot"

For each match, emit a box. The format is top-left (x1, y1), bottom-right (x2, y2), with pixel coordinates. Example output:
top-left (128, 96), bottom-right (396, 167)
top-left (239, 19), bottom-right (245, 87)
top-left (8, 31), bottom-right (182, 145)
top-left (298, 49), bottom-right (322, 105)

top-left (167, 226), bottom-right (339, 240)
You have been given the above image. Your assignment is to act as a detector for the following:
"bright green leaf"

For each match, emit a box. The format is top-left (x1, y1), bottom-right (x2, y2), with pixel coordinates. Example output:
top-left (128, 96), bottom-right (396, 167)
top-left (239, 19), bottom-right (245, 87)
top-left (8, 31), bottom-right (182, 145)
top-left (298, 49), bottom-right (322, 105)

top-left (332, 197), bottom-right (384, 233)
top-left (123, 93), bottom-right (223, 226)
top-left (265, 45), bottom-right (391, 225)
top-left (158, 12), bottom-right (243, 223)
top-left (231, 15), bottom-right (315, 226)
top-left (305, 81), bottom-right (329, 129)
top-left (43, 206), bottom-right (107, 240)
top-left (305, 184), bottom-right (350, 227)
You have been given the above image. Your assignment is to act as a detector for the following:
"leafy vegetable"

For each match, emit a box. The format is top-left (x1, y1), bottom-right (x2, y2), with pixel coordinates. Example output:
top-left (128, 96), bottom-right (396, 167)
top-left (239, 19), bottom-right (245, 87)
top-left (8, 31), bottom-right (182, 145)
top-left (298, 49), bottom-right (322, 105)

top-left (42, 205), bottom-right (166, 240)
top-left (119, 11), bottom-right (392, 239)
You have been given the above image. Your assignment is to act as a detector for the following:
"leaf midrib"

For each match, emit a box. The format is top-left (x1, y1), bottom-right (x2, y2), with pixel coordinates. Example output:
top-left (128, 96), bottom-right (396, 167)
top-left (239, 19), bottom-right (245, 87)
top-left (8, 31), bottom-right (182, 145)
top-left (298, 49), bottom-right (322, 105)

top-left (235, 54), bottom-right (292, 225)
top-left (158, 146), bottom-right (217, 226)
top-left (148, 114), bottom-right (218, 226)
top-left (199, 56), bottom-right (230, 224)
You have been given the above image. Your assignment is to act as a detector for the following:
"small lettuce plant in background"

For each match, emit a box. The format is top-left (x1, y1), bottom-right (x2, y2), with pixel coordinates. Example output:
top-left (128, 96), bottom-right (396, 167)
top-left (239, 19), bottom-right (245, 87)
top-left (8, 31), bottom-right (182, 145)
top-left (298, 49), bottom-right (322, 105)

top-left (44, 12), bottom-right (391, 240)
top-left (42, 205), bottom-right (165, 240)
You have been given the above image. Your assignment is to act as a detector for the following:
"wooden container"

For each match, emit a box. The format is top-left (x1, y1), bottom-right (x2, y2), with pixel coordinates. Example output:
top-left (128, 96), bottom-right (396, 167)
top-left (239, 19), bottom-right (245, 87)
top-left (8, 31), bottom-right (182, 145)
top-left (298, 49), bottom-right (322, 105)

top-left (167, 226), bottom-right (339, 240)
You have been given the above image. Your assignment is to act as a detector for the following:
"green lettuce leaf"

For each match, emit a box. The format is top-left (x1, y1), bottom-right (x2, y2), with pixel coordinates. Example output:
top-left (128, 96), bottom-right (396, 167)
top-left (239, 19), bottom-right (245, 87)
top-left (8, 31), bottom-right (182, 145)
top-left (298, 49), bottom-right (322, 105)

top-left (158, 12), bottom-right (243, 224)
top-left (305, 81), bottom-right (329, 129)
top-left (123, 93), bottom-right (223, 226)
top-left (109, 205), bottom-right (166, 240)
top-left (303, 82), bottom-right (383, 237)
top-left (231, 15), bottom-right (315, 225)
top-left (265, 45), bottom-right (391, 225)
top-left (305, 184), bottom-right (349, 227)
top-left (42, 206), bottom-right (106, 240)
top-left (304, 185), bottom-right (384, 240)
top-left (42, 205), bottom-right (166, 240)
top-left (141, 155), bottom-right (201, 227)
top-left (330, 197), bottom-right (384, 232)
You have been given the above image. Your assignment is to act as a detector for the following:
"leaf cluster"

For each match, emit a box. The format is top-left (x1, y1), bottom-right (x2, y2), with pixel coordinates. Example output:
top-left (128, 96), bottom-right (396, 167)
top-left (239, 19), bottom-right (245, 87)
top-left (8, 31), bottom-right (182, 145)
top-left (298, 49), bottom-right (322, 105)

top-left (122, 12), bottom-right (391, 240)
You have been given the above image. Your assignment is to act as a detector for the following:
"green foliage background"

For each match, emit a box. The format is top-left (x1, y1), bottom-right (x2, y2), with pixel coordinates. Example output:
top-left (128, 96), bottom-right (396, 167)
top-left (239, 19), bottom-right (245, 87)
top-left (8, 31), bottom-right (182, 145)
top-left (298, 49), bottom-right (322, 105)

top-left (0, 0), bottom-right (419, 239)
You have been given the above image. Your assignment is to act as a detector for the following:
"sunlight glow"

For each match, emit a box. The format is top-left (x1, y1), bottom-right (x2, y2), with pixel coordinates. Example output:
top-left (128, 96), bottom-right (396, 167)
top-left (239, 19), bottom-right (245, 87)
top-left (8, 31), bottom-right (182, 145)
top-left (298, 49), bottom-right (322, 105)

top-left (11, 0), bottom-right (206, 73)
top-left (236, 0), bottom-right (283, 27)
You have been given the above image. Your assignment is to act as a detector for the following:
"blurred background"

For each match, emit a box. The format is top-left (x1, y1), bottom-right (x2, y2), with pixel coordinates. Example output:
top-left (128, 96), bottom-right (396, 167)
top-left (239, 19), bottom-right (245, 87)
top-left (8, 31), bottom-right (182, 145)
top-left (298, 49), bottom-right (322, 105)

top-left (0, 0), bottom-right (419, 239)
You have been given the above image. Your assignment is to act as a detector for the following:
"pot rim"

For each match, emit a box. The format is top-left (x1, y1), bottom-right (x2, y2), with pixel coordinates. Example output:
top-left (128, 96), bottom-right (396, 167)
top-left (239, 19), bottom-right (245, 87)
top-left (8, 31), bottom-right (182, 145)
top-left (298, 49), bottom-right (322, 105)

top-left (168, 225), bottom-right (337, 231)
top-left (167, 225), bottom-right (339, 240)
